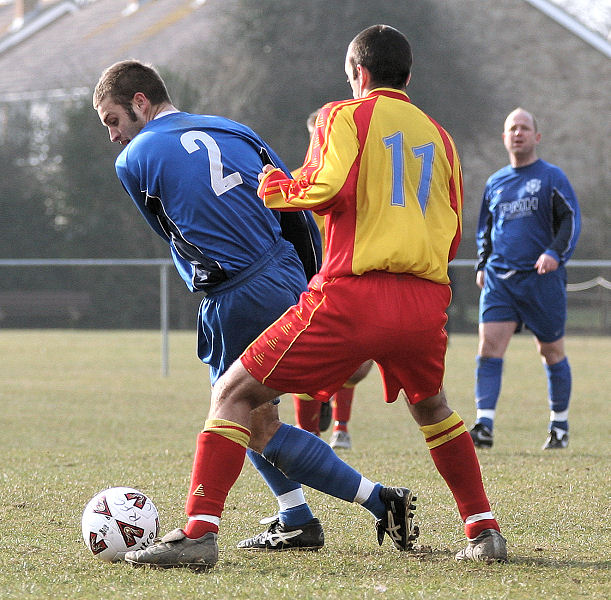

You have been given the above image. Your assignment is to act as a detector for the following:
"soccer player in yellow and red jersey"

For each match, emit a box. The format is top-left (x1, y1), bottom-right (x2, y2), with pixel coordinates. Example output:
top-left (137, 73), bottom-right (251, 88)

top-left (126, 24), bottom-right (507, 569)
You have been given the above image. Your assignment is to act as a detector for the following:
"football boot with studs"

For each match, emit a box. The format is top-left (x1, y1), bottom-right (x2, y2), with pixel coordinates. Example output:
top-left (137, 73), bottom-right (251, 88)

top-left (124, 528), bottom-right (218, 571)
top-left (455, 528), bottom-right (507, 563)
top-left (329, 429), bottom-right (352, 450)
top-left (542, 428), bottom-right (569, 449)
top-left (375, 486), bottom-right (419, 551)
top-left (469, 422), bottom-right (494, 448)
top-left (237, 517), bottom-right (324, 551)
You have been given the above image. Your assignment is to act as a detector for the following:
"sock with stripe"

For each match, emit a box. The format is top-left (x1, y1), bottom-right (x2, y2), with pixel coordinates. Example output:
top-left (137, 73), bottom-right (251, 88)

top-left (246, 448), bottom-right (314, 526)
top-left (184, 419), bottom-right (250, 539)
top-left (420, 411), bottom-right (500, 539)
top-left (474, 356), bottom-right (503, 431)
top-left (262, 423), bottom-right (385, 518)
top-left (545, 357), bottom-right (571, 432)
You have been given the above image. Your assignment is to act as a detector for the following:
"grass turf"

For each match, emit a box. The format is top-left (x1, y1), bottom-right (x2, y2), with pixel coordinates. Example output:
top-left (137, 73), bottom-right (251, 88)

top-left (0, 330), bottom-right (609, 599)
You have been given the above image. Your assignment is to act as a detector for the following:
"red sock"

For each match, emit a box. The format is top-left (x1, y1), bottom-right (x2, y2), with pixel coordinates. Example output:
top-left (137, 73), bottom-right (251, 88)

top-left (183, 425), bottom-right (249, 538)
top-left (332, 386), bottom-right (354, 425)
top-left (293, 394), bottom-right (322, 435)
top-left (421, 412), bottom-right (500, 539)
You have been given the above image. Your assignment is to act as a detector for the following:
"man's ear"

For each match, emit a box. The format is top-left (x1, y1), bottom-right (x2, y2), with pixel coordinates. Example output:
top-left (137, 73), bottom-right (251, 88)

top-left (357, 64), bottom-right (371, 92)
top-left (132, 91), bottom-right (148, 111)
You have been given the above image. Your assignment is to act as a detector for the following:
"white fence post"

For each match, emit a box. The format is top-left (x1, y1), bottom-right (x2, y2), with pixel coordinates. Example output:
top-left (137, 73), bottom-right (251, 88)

top-left (160, 263), bottom-right (170, 377)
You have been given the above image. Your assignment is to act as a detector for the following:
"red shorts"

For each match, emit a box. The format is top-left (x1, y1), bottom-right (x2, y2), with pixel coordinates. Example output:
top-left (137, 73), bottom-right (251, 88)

top-left (241, 271), bottom-right (450, 404)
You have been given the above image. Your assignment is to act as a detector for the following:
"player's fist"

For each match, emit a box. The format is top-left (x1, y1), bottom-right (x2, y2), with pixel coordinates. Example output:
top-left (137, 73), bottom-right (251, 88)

top-left (534, 253), bottom-right (558, 275)
top-left (258, 163), bottom-right (275, 182)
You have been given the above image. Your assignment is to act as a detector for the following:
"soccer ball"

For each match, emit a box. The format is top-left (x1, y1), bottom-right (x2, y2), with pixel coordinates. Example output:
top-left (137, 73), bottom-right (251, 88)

top-left (81, 487), bottom-right (160, 562)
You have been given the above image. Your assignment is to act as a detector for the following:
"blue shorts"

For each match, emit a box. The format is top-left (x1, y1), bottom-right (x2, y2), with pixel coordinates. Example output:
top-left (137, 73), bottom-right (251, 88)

top-left (479, 264), bottom-right (567, 343)
top-left (196, 239), bottom-right (308, 385)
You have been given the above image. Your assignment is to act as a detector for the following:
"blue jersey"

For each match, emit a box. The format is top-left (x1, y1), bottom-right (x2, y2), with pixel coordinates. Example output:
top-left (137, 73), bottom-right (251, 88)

top-left (476, 159), bottom-right (580, 271)
top-left (116, 112), bottom-right (320, 291)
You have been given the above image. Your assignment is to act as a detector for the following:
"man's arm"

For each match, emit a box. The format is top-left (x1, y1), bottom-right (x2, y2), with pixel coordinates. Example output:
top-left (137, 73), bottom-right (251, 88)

top-left (475, 192), bottom-right (493, 272)
top-left (258, 103), bottom-right (358, 213)
top-left (544, 187), bottom-right (580, 264)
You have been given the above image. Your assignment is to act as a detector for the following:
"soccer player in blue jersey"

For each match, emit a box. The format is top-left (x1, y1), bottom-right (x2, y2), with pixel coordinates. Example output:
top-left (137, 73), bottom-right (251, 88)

top-left (93, 60), bottom-right (418, 569)
top-left (470, 107), bottom-right (581, 450)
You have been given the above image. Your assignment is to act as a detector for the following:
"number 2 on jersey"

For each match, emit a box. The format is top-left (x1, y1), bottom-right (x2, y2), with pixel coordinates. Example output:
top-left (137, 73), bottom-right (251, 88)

top-left (180, 130), bottom-right (243, 196)
top-left (383, 132), bottom-right (435, 214)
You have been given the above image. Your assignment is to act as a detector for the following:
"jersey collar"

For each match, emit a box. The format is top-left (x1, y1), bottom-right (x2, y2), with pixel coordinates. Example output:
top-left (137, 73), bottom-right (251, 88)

top-left (154, 109), bottom-right (180, 120)
top-left (366, 88), bottom-right (411, 103)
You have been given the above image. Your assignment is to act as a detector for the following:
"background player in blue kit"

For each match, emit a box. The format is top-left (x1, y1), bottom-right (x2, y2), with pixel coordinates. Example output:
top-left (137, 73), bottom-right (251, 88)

top-left (470, 107), bottom-right (581, 450)
top-left (93, 60), bottom-right (418, 568)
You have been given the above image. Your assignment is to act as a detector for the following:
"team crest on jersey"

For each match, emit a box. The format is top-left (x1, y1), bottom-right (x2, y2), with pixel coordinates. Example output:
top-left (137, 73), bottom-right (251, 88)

top-left (525, 178), bottom-right (541, 194)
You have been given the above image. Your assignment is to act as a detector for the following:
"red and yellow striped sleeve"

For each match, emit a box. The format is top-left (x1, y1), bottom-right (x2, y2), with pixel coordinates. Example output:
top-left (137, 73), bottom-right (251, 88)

top-left (258, 100), bottom-right (360, 213)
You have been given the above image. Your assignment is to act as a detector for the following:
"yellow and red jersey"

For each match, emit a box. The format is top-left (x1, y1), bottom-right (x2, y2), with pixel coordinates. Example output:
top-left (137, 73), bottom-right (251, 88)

top-left (259, 88), bottom-right (463, 284)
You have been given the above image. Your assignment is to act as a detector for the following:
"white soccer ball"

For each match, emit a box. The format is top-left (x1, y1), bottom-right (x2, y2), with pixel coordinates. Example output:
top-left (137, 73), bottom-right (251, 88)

top-left (81, 486), bottom-right (160, 562)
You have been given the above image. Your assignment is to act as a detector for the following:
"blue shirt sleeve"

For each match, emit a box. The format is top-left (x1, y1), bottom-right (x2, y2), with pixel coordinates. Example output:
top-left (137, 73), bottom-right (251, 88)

top-left (544, 174), bottom-right (581, 264)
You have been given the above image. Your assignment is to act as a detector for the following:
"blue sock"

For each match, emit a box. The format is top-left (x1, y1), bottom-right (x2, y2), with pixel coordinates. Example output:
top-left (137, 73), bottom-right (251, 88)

top-left (246, 449), bottom-right (314, 526)
top-left (545, 357), bottom-right (571, 432)
top-left (262, 424), bottom-right (362, 503)
top-left (474, 356), bottom-right (503, 431)
top-left (361, 482), bottom-right (384, 518)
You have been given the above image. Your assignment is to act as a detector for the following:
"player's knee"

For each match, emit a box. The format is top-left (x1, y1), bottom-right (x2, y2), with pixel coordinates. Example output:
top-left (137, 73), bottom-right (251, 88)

top-left (408, 389), bottom-right (452, 426)
top-left (537, 337), bottom-right (565, 365)
top-left (214, 361), bottom-right (273, 409)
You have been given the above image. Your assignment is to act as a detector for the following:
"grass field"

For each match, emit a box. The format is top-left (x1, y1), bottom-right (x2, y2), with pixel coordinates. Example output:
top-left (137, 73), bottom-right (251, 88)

top-left (0, 330), bottom-right (609, 599)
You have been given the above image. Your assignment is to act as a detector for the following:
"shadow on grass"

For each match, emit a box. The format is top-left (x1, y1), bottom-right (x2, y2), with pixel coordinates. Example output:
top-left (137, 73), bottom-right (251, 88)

top-left (405, 546), bottom-right (610, 570)
top-left (505, 556), bottom-right (610, 569)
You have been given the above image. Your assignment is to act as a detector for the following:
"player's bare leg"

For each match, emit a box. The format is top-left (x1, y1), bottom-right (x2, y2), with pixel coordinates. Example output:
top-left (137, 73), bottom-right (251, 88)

top-left (124, 367), bottom-right (280, 568)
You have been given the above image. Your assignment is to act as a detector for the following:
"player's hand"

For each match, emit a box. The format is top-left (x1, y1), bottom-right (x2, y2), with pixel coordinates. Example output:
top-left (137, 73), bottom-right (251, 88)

top-left (258, 164), bottom-right (275, 182)
top-left (476, 270), bottom-right (485, 289)
top-left (534, 253), bottom-right (559, 275)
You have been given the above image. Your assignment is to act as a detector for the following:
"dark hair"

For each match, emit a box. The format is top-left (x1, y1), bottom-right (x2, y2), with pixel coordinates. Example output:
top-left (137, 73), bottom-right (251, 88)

top-left (93, 60), bottom-right (171, 111)
top-left (348, 25), bottom-right (412, 89)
